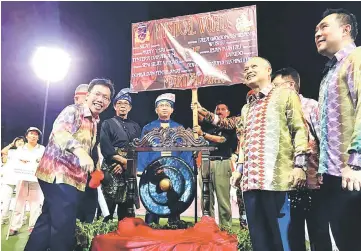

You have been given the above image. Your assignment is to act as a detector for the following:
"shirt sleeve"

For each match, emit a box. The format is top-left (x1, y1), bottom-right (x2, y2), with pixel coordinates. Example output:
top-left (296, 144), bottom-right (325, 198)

top-left (309, 102), bottom-right (320, 144)
top-left (347, 53), bottom-right (361, 168)
top-left (203, 109), bottom-right (244, 145)
top-left (285, 90), bottom-right (310, 166)
top-left (235, 106), bottom-right (247, 166)
top-left (35, 146), bottom-right (45, 163)
top-left (52, 105), bottom-right (82, 153)
top-left (99, 120), bottom-right (116, 163)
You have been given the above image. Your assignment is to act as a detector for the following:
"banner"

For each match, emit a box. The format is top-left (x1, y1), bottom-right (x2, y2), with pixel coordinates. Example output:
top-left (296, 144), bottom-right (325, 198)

top-left (12, 160), bottom-right (38, 182)
top-left (130, 5), bottom-right (258, 92)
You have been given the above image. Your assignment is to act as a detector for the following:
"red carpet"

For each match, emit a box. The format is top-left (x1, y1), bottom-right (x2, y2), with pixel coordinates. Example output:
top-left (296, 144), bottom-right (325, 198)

top-left (91, 216), bottom-right (238, 251)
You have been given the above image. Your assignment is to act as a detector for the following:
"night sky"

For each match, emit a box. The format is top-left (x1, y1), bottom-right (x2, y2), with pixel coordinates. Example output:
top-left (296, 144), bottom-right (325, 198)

top-left (1, 1), bottom-right (361, 146)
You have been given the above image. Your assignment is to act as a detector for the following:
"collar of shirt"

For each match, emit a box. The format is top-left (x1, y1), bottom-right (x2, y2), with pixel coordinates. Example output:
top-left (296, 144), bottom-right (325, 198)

top-left (83, 104), bottom-right (100, 123)
top-left (22, 143), bottom-right (42, 151)
top-left (158, 119), bottom-right (170, 123)
top-left (115, 116), bottom-right (128, 122)
top-left (246, 83), bottom-right (274, 104)
top-left (299, 94), bottom-right (308, 104)
top-left (334, 42), bottom-right (356, 62)
top-left (322, 42), bottom-right (356, 76)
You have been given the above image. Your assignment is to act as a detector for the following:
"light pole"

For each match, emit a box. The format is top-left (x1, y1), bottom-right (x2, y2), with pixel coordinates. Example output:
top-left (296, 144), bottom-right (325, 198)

top-left (31, 47), bottom-right (71, 144)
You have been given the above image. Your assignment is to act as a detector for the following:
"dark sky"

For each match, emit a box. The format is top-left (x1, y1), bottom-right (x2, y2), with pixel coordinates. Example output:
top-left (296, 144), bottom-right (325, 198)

top-left (1, 1), bottom-right (361, 146)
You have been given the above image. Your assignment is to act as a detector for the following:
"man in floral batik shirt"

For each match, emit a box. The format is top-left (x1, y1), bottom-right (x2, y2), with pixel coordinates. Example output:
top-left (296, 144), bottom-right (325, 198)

top-left (25, 78), bottom-right (115, 251)
top-left (315, 8), bottom-right (361, 251)
top-left (273, 67), bottom-right (332, 251)
top-left (194, 57), bottom-right (309, 251)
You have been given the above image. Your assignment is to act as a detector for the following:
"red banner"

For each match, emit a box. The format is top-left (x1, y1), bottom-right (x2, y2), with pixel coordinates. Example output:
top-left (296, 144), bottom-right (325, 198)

top-left (130, 5), bottom-right (258, 92)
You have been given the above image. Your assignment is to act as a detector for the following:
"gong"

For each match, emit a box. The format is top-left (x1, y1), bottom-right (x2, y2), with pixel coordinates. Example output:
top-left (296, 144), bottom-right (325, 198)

top-left (139, 156), bottom-right (195, 216)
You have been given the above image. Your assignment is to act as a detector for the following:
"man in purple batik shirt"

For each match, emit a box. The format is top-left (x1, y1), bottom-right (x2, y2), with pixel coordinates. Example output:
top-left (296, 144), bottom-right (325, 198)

top-left (315, 8), bottom-right (361, 251)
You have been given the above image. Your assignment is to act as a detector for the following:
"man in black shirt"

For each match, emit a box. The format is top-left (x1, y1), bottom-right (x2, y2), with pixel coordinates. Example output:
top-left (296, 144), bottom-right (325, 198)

top-left (100, 88), bottom-right (141, 222)
top-left (194, 102), bottom-right (237, 227)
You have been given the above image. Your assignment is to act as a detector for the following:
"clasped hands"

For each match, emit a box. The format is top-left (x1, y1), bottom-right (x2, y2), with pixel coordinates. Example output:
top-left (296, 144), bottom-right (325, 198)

top-left (111, 155), bottom-right (127, 175)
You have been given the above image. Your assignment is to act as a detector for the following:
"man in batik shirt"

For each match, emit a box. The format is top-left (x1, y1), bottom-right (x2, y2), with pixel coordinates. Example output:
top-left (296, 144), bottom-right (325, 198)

top-left (73, 83), bottom-right (101, 224)
top-left (315, 8), bottom-right (361, 251)
top-left (25, 78), bottom-right (114, 251)
top-left (273, 67), bottom-right (332, 251)
top-left (194, 57), bottom-right (309, 251)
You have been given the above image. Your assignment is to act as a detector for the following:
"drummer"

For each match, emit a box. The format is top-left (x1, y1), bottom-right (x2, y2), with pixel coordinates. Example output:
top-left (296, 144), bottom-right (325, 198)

top-left (138, 93), bottom-right (194, 224)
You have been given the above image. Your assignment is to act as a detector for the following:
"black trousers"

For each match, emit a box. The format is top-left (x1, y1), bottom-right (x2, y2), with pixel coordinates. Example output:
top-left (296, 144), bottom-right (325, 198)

top-left (76, 179), bottom-right (98, 223)
top-left (318, 174), bottom-right (361, 251)
top-left (288, 190), bottom-right (332, 251)
top-left (25, 180), bottom-right (80, 251)
top-left (105, 199), bottom-right (128, 222)
top-left (243, 190), bottom-right (291, 251)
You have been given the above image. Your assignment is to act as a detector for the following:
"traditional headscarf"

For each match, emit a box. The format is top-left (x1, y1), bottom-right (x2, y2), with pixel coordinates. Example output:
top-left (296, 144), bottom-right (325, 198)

top-left (113, 88), bottom-right (132, 106)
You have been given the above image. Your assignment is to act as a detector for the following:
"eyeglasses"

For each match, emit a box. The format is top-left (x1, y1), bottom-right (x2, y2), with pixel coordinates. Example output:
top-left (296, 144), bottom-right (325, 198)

top-left (90, 92), bottom-right (111, 103)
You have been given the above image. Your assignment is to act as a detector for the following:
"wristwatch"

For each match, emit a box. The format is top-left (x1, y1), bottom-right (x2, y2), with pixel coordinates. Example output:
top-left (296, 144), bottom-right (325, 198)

top-left (294, 154), bottom-right (308, 172)
top-left (202, 132), bottom-right (206, 137)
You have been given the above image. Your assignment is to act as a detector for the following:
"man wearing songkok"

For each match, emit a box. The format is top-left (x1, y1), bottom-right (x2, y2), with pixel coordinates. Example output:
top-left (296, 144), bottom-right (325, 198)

top-left (273, 67), bottom-right (332, 251)
top-left (315, 8), bottom-right (361, 251)
top-left (8, 127), bottom-right (45, 236)
top-left (100, 88), bottom-right (141, 222)
top-left (74, 84), bottom-right (89, 105)
top-left (193, 102), bottom-right (237, 227)
top-left (25, 78), bottom-right (114, 251)
top-left (138, 93), bottom-right (194, 224)
top-left (194, 57), bottom-right (309, 251)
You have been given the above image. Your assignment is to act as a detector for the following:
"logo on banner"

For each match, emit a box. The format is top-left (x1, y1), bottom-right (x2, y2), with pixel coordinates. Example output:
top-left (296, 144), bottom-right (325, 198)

top-left (134, 23), bottom-right (150, 44)
top-left (236, 12), bottom-right (254, 32)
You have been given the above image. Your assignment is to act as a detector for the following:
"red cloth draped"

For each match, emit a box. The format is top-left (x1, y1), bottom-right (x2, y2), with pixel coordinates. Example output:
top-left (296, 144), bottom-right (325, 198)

top-left (91, 216), bottom-right (238, 251)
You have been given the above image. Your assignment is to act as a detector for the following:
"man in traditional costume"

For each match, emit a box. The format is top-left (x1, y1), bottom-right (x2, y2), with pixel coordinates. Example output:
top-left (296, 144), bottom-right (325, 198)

top-left (100, 88), bottom-right (141, 222)
top-left (138, 93), bottom-right (193, 224)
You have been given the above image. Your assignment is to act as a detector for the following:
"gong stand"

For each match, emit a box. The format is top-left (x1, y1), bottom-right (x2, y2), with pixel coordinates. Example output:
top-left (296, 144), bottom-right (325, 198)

top-left (126, 126), bottom-right (216, 223)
